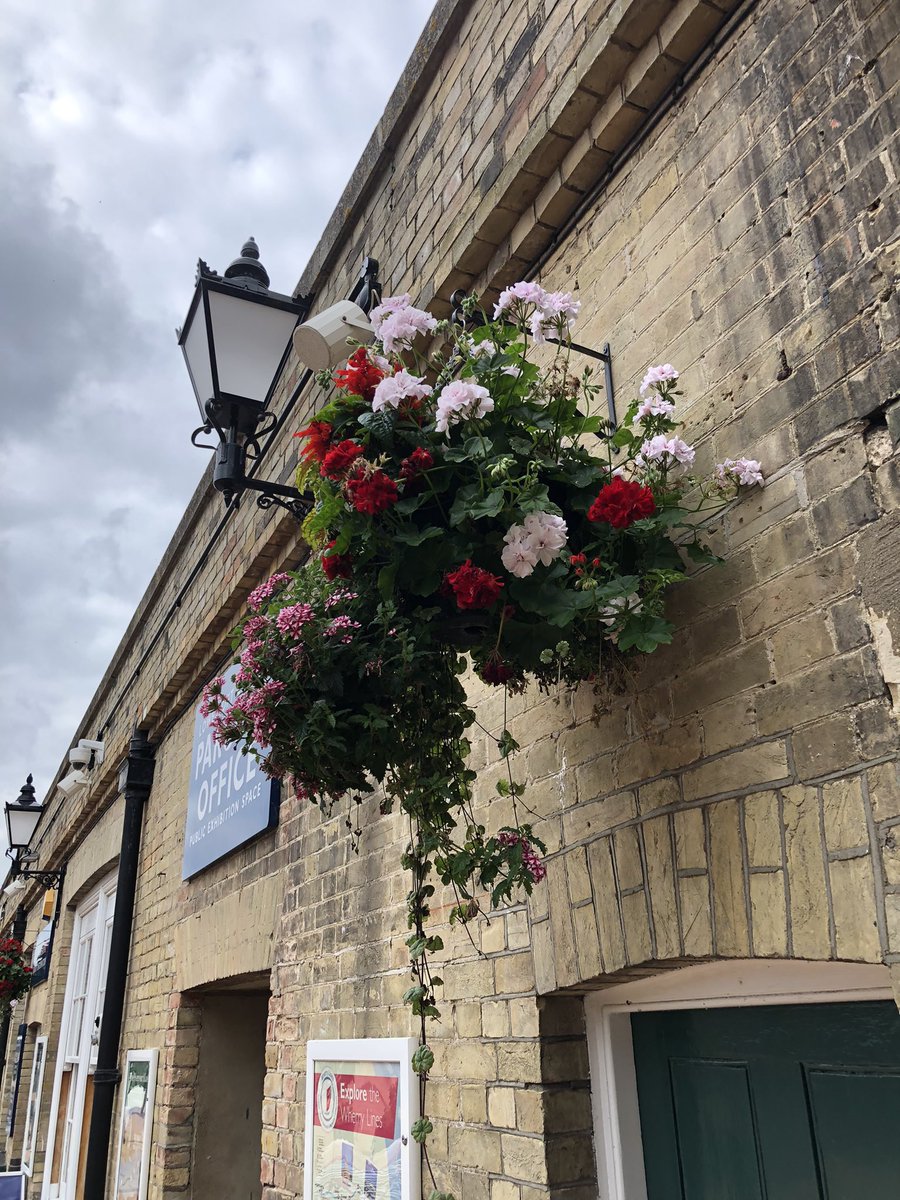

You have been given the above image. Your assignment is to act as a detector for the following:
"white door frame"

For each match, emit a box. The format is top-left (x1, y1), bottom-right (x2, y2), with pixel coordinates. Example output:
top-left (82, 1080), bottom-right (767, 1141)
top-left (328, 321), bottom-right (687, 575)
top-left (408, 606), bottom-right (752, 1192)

top-left (40, 873), bottom-right (117, 1200)
top-left (584, 959), bottom-right (894, 1200)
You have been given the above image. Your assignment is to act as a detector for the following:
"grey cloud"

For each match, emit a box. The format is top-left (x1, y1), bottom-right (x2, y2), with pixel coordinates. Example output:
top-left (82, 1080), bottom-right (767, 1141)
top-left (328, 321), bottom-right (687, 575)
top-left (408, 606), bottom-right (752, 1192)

top-left (0, 0), bottom-right (434, 803)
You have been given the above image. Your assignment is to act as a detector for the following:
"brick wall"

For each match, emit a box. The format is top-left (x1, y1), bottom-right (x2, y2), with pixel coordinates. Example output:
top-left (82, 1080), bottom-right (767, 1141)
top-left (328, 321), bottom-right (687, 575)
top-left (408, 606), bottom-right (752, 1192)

top-left (5, 0), bottom-right (897, 1197)
top-left (264, 1), bottom-right (900, 1197)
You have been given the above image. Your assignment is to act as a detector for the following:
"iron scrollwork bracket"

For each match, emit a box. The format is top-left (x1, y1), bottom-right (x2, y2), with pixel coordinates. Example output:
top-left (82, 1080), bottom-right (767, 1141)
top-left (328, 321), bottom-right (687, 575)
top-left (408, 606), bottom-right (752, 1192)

top-left (18, 869), bottom-right (65, 889)
top-left (449, 287), bottom-right (616, 426)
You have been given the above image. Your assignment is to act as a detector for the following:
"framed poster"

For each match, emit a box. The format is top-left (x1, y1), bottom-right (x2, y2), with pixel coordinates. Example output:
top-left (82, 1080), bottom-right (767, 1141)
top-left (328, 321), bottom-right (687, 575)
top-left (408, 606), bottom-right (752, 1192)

top-left (182, 664), bottom-right (280, 879)
top-left (304, 1038), bottom-right (419, 1200)
top-left (21, 1036), bottom-right (47, 1175)
top-left (112, 1049), bottom-right (158, 1200)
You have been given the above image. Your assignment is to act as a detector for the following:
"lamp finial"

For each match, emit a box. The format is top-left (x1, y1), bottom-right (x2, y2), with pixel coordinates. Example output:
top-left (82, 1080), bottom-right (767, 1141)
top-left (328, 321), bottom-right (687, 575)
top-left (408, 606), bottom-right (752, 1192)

top-left (224, 236), bottom-right (270, 291)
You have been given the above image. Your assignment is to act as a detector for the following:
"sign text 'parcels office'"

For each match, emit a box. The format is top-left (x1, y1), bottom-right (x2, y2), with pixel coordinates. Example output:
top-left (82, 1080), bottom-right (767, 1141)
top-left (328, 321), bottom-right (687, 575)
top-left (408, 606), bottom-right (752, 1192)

top-left (182, 665), bottom-right (279, 879)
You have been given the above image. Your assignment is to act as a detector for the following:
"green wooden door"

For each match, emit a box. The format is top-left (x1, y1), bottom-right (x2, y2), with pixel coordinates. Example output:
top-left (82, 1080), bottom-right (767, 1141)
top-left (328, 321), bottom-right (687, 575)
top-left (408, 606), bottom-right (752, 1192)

top-left (632, 1000), bottom-right (900, 1199)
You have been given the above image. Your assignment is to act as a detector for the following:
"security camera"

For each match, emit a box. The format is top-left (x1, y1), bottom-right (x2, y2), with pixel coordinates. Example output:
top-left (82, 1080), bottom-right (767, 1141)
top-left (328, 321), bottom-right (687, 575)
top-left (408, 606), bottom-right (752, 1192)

top-left (57, 770), bottom-right (89, 798)
top-left (69, 739), bottom-right (104, 768)
top-left (3, 877), bottom-right (25, 898)
top-left (292, 300), bottom-right (374, 370)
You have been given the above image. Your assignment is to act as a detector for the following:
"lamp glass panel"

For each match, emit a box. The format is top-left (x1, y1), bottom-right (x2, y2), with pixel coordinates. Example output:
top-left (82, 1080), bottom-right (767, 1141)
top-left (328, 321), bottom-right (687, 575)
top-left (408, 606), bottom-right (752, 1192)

top-left (207, 290), bottom-right (298, 402)
top-left (5, 802), bottom-right (42, 850)
top-left (182, 292), bottom-right (215, 418)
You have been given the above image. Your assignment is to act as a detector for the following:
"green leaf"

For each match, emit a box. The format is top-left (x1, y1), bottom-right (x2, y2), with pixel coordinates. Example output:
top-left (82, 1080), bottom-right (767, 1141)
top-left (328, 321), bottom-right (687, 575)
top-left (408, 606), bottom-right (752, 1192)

top-left (407, 935), bottom-right (427, 959)
top-left (497, 729), bottom-right (519, 758)
top-left (616, 614), bottom-right (675, 653)
top-left (357, 408), bottom-right (396, 447)
top-left (393, 525), bottom-right (443, 546)
top-left (411, 1118), bottom-right (434, 1144)
top-left (567, 463), bottom-right (606, 488)
top-left (378, 562), bottom-right (398, 600)
top-left (394, 492), bottom-right (427, 514)
top-left (412, 1046), bottom-right (435, 1074)
top-left (611, 426), bottom-right (636, 449)
top-left (463, 435), bottom-right (493, 458)
top-left (685, 541), bottom-right (724, 565)
top-left (465, 489), bottom-right (505, 520)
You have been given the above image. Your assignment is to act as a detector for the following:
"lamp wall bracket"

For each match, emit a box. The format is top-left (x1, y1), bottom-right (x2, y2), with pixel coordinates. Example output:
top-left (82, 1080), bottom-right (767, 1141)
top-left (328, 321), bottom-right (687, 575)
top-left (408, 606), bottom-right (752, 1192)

top-left (449, 288), bottom-right (616, 426)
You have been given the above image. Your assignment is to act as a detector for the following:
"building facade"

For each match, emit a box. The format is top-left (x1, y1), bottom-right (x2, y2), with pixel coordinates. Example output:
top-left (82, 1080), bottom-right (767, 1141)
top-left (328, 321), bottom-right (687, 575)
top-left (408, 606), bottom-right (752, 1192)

top-left (2, 0), bottom-right (899, 1197)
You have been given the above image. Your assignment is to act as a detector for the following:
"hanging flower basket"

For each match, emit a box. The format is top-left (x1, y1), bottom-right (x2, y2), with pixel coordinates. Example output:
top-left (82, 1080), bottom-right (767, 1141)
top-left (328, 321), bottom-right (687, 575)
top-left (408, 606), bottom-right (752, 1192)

top-left (0, 937), bottom-right (32, 1017)
top-left (205, 283), bottom-right (761, 1192)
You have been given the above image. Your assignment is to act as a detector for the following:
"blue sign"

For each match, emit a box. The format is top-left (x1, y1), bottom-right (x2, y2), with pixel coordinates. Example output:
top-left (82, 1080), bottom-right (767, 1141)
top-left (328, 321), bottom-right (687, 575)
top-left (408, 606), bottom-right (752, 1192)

top-left (182, 666), bottom-right (280, 879)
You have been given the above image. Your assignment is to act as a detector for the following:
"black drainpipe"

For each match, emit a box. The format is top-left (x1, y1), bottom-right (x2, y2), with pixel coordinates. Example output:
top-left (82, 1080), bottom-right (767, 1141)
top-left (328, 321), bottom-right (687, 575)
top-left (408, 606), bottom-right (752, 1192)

top-left (83, 728), bottom-right (155, 1199)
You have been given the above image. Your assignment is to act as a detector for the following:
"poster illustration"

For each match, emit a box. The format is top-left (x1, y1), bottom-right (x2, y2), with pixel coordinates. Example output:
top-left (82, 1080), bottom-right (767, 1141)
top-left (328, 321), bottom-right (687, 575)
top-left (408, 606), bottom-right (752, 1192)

top-left (113, 1050), bottom-right (158, 1200)
top-left (305, 1039), bottom-right (418, 1200)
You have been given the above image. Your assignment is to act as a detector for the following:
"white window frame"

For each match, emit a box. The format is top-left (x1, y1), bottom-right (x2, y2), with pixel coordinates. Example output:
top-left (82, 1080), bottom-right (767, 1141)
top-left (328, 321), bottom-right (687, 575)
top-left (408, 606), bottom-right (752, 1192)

top-left (21, 1036), bottom-right (48, 1175)
top-left (584, 958), bottom-right (894, 1200)
top-left (41, 874), bottom-right (117, 1200)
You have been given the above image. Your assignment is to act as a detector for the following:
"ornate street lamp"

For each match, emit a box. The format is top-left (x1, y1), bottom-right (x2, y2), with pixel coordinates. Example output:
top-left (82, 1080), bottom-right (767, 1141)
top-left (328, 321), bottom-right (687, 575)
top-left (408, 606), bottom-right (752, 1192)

top-left (4, 777), bottom-right (64, 889)
top-left (4, 776), bottom-right (42, 853)
top-left (179, 237), bottom-right (314, 518)
top-left (179, 241), bottom-right (381, 519)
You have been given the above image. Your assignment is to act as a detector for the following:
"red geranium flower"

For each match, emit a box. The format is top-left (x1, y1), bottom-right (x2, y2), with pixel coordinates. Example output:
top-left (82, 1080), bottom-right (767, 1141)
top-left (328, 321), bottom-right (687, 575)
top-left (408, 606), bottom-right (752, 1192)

top-left (334, 347), bottom-right (385, 402)
top-left (399, 447), bottom-right (434, 482)
top-left (346, 469), bottom-right (399, 515)
top-left (294, 420), bottom-right (332, 464)
top-left (321, 540), bottom-right (352, 580)
top-left (587, 477), bottom-right (656, 528)
top-left (445, 560), bottom-right (504, 610)
top-left (321, 439), bottom-right (365, 480)
top-left (479, 654), bottom-right (516, 686)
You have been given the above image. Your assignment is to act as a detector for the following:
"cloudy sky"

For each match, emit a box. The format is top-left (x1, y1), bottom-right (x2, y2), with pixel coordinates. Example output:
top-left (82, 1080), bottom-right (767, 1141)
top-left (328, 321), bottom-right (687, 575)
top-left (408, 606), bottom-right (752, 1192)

top-left (0, 1), bottom-right (435, 806)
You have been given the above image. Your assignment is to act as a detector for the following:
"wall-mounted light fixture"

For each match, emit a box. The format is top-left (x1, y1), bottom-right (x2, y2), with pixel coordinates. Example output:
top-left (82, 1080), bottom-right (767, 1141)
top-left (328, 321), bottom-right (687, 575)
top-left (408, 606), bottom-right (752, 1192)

top-left (180, 239), bottom-right (381, 520)
top-left (4, 777), bottom-right (65, 890)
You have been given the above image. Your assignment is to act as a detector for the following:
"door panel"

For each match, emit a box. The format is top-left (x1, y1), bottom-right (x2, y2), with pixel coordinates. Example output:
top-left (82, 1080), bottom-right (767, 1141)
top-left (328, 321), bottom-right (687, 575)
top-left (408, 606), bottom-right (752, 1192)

top-left (806, 1068), bottom-right (900, 1195)
top-left (669, 1060), bottom-right (765, 1200)
top-left (632, 1001), bottom-right (900, 1200)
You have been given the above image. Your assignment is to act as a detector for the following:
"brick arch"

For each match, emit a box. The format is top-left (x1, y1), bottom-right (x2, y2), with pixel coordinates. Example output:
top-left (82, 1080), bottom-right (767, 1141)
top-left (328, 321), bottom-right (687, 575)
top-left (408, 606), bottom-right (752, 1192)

top-left (530, 779), bottom-right (887, 995)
